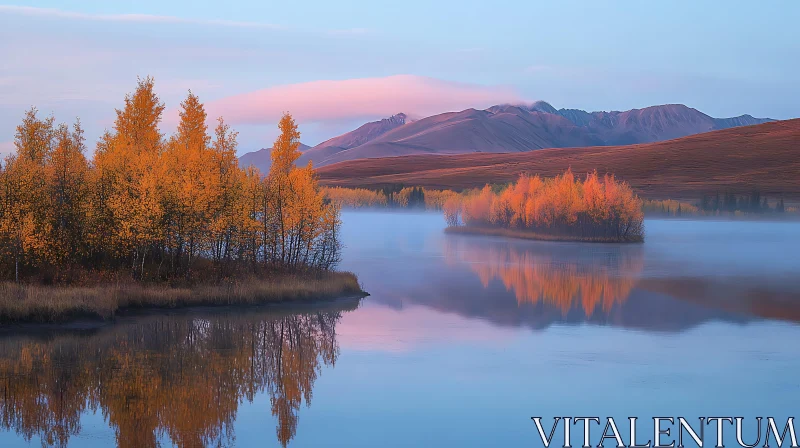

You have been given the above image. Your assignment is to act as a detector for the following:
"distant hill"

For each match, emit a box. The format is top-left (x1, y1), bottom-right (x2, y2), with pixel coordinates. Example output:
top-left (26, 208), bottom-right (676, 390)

top-left (238, 102), bottom-right (774, 169)
top-left (312, 113), bottom-right (409, 153)
top-left (238, 143), bottom-right (311, 174)
top-left (295, 113), bottom-right (409, 168)
top-left (316, 118), bottom-right (800, 200)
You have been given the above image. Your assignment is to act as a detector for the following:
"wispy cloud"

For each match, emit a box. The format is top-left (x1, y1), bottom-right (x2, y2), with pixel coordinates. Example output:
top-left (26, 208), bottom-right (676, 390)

top-left (0, 5), bottom-right (287, 29)
top-left (203, 74), bottom-right (521, 126)
top-left (0, 5), bottom-right (373, 36)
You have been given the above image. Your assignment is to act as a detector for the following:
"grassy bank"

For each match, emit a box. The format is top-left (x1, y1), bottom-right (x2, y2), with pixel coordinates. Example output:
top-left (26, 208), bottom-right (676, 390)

top-left (0, 272), bottom-right (365, 324)
top-left (445, 226), bottom-right (645, 243)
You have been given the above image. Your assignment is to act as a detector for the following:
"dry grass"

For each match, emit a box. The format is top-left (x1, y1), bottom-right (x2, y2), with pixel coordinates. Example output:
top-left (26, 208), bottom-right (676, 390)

top-left (445, 226), bottom-right (645, 243)
top-left (317, 119), bottom-right (800, 200)
top-left (0, 272), bottom-right (364, 323)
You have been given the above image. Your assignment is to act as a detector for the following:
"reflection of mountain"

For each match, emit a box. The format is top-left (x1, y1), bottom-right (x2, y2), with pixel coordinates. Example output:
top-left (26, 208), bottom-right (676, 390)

top-left (451, 241), bottom-right (643, 316)
top-left (0, 300), bottom-right (359, 448)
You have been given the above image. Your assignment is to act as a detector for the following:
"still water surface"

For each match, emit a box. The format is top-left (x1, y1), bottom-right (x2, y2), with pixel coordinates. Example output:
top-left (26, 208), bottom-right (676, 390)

top-left (1, 211), bottom-right (799, 447)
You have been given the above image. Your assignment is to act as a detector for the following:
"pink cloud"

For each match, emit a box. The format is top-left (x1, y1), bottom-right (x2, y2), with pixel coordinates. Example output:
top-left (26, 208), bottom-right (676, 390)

top-left (204, 75), bottom-right (521, 126)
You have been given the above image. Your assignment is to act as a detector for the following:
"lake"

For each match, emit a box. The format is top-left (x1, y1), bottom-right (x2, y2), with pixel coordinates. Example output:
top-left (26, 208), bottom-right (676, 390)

top-left (1, 211), bottom-right (799, 447)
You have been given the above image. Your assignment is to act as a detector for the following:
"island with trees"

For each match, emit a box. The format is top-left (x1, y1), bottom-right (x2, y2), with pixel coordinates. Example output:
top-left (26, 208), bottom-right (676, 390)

top-left (443, 170), bottom-right (645, 243)
top-left (0, 78), bottom-right (363, 323)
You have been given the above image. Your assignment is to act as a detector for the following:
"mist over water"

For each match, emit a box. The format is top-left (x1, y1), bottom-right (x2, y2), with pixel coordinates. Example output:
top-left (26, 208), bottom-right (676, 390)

top-left (1, 211), bottom-right (799, 447)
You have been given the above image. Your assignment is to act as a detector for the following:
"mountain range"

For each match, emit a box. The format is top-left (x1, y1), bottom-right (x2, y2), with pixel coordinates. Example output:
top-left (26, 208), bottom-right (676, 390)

top-left (238, 102), bottom-right (774, 173)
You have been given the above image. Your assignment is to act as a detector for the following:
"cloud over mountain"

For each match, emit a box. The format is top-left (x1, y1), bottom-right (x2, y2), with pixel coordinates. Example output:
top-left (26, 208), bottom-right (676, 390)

top-left (205, 75), bottom-right (520, 126)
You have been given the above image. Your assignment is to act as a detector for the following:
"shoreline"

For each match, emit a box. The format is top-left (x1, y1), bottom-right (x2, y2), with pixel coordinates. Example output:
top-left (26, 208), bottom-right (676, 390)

top-left (0, 294), bottom-right (366, 334)
top-left (0, 271), bottom-right (367, 325)
top-left (444, 226), bottom-right (645, 243)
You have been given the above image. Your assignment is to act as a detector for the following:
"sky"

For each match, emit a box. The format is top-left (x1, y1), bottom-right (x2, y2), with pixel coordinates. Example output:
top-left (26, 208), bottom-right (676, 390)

top-left (1, 0), bottom-right (798, 155)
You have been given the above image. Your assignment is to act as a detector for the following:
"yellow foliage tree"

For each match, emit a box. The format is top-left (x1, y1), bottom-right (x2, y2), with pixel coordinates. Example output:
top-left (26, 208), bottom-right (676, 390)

top-left (163, 91), bottom-right (216, 273)
top-left (0, 109), bottom-right (55, 280)
top-left (45, 120), bottom-right (90, 265)
top-left (208, 118), bottom-right (243, 263)
top-left (93, 76), bottom-right (166, 277)
top-left (0, 78), bottom-right (343, 283)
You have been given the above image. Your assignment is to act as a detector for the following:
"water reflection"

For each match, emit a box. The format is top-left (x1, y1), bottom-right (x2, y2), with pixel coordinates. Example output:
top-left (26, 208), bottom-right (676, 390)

top-left (353, 229), bottom-right (799, 333)
top-left (434, 232), bottom-right (800, 330)
top-left (445, 237), bottom-right (643, 316)
top-left (0, 299), bottom-right (359, 448)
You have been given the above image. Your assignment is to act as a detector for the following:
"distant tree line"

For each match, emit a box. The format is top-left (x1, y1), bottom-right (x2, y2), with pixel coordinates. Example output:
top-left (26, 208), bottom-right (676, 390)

top-left (700, 191), bottom-right (786, 214)
top-left (642, 199), bottom-right (698, 217)
top-left (378, 185), bottom-right (425, 208)
top-left (323, 186), bottom-right (459, 211)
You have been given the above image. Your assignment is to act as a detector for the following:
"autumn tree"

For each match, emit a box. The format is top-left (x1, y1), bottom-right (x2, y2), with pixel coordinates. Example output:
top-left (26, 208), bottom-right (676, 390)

top-left (45, 120), bottom-right (90, 265)
top-left (0, 78), bottom-right (343, 283)
top-left (93, 77), bottom-right (165, 277)
top-left (208, 118), bottom-right (242, 264)
top-left (443, 196), bottom-right (462, 227)
top-left (322, 187), bottom-right (388, 208)
top-left (448, 170), bottom-right (644, 242)
top-left (0, 109), bottom-right (55, 281)
top-left (267, 113), bottom-right (302, 266)
top-left (162, 91), bottom-right (215, 275)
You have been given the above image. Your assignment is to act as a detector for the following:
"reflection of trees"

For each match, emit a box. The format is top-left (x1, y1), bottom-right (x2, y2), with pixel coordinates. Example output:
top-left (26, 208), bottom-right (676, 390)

top-left (0, 302), bottom-right (357, 448)
top-left (445, 237), bottom-right (643, 316)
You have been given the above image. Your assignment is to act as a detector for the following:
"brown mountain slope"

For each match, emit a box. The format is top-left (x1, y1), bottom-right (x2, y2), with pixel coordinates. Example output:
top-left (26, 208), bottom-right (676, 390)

top-left (316, 118), bottom-right (800, 199)
top-left (297, 113), bottom-right (409, 166)
top-left (587, 104), bottom-right (717, 145)
top-left (238, 143), bottom-right (311, 174)
top-left (311, 113), bottom-right (408, 151)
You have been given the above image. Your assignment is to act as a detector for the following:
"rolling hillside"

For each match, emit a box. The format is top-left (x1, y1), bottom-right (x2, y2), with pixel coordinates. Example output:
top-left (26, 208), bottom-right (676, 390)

top-left (316, 118), bottom-right (800, 199)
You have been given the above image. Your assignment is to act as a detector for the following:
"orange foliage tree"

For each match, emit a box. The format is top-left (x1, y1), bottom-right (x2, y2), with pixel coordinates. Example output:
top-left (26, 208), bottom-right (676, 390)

top-left (447, 170), bottom-right (644, 242)
top-left (0, 78), bottom-right (342, 283)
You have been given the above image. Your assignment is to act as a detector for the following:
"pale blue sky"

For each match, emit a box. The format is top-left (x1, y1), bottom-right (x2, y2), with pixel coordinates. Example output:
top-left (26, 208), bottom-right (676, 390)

top-left (1, 0), bottom-right (798, 153)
